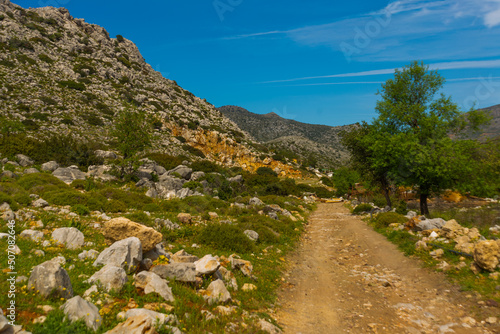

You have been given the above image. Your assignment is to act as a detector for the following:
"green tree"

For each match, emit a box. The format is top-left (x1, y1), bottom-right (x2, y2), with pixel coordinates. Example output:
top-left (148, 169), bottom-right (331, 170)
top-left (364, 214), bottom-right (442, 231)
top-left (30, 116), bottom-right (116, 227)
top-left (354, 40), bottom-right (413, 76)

top-left (112, 109), bottom-right (151, 160)
top-left (331, 166), bottom-right (360, 198)
top-left (371, 61), bottom-right (487, 215)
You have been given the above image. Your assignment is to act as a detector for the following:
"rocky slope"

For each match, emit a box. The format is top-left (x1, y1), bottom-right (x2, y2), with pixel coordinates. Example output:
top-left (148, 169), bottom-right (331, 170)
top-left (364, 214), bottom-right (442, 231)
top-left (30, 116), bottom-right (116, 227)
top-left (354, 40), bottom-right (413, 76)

top-left (218, 105), bottom-right (351, 168)
top-left (0, 0), bottom-right (300, 175)
top-left (461, 104), bottom-right (500, 141)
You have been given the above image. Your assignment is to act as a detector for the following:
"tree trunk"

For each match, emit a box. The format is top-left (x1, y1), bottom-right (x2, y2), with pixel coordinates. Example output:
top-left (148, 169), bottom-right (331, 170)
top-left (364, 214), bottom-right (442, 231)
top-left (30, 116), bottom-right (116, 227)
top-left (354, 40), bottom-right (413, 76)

top-left (420, 193), bottom-right (429, 216)
top-left (380, 177), bottom-right (392, 208)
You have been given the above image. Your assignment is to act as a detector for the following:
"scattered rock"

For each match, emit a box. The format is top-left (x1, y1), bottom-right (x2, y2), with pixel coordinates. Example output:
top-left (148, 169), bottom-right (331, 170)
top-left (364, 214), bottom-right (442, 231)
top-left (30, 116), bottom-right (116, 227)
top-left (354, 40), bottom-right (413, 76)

top-left (20, 229), bottom-right (43, 242)
top-left (104, 314), bottom-right (158, 334)
top-left (171, 249), bottom-right (199, 263)
top-left (244, 230), bottom-right (259, 241)
top-left (16, 154), bottom-right (34, 167)
top-left (86, 265), bottom-right (127, 292)
top-left (93, 237), bottom-right (142, 274)
top-left (473, 240), bottom-right (500, 272)
top-left (28, 257), bottom-right (73, 299)
top-left (103, 217), bottom-right (162, 252)
top-left (249, 197), bottom-right (264, 206)
top-left (177, 213), bottom-right (192, 224)
top-left (143, 243), bottom-right (170, 262)
top-left (78, 249), bottom-right (99, 261)
top-left (41, 161), bottom-right (59, 172)
top-left (415, 218), bottom-right (446, 231)
top-left (202, 279), bottom-right (231, 304)
top-left (430, 248), bottom-right (444, 258)
top-left (151, 263), bottom-right (196, 283)
top-left (242, 283), bottom-right (257, 291)
top-left (32, 199), bottom-right (49, 208)
top-left (134, 271), bottom-right (175, 302)
top-left (168, 165), bottom-right (192, 180)
top-left (257, 318), bottom-right (282, 334)
top-left (194, 255), bottom-right (220, 276)
top-left (24, 168), bottom-right (40, 174)
top-left (52, 227), bottom-right (85, 249)
top-left (52, 166), bottom-right (86, 184)
top-left (60, 296), bottom-right (102, 331)
top-left (230, 255), bottom-right (254, 277)
top-left (95, 150), bottom-right (117, 160)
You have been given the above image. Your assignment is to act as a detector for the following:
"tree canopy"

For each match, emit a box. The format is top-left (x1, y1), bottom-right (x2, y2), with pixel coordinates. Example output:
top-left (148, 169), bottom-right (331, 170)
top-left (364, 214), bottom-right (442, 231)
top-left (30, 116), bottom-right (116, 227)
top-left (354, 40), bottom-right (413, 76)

top-left (342, 61), bottom-right (490, 215)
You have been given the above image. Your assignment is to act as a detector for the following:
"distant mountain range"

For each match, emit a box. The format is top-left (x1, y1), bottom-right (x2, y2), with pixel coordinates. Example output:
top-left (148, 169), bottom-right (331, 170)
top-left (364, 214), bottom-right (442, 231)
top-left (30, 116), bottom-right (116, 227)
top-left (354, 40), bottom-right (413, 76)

top-left (219, 104), bottom-right (500, 169)
top-left (218, 105), bottom-right (351, 168)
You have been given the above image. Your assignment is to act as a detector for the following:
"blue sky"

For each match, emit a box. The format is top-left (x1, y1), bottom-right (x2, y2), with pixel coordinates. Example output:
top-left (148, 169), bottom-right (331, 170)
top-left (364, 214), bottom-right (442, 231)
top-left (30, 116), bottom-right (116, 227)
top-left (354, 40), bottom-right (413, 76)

top-left (14, 0), bottom-right (500, 126)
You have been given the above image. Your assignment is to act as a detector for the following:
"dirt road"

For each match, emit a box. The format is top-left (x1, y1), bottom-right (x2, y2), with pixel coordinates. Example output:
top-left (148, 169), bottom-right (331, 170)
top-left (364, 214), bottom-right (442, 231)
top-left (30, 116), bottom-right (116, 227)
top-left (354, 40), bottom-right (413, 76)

top-left (275, 203), bottom-right (499, 334)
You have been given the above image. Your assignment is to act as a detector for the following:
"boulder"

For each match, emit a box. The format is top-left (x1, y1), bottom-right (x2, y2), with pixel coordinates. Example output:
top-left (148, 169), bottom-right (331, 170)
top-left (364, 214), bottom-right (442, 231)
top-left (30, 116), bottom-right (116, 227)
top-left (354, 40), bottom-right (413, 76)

top-left (32, 199), bottom-right (49, 208)
top-left (176, 188), bottom-right (193, 199)
top-left (228, 175), bottom-right (243, 183)
top-left (0, 170), bottom-right (17, 179)
top-left (20, 229), bottom-right (43, 242)
top-left (257, 319), bottom-right (282, 334)
top-left (53, 166), bottom-right (86, 184)
top-left (230, 255), bottom-right (253, 277)
top-left (104, 314), bottom-right (158, 334)
top-left (143, 243), bottom-right (170, 262)
top-left (60, 296), bottom-right (102, 331)
top-left (134, 271), bottom-right (175, 302)
top-left (103, 217), bottom-right (162, 252)
top-left (244, 230), bottom-right (259, 241)
top-left (151, 263), bottom-right (196, 283)
top-left (0, 310), bottom-right (13, 333)
top-left (202, 279), bottom-right (231, 304)
top-left (177, 213), bottom-right (192, 224)
top-left (218, 267), bottom-right (238, 291)
top-left (28, 258), bottom-right (73, 299)
top-left (473, 240), bottom-right (500, 272)
top-left (16, 154), bottom-right (34, 167)
top-left (190, 171), bottom-right (205, 181)
top-left (24, 168), bottom-right (40, 174)
top-left (41, 161), bottom-right (59, 172)
top-left (0, 202), bottom-right (10, 212)
top-left (249, 197), bottom-right (264, 206)
top-left (268, 212), bottom-right (279, 220)
top-left (171, 249), bottom-right (199, 263)
top-left (78, 249), bottom-right (99, 260)
top-left (158, 175), bottom-right (185, 191)
top-left (1, 210), bottom-right (15, 221)
top-left (194, 255), bottom-right (220, 276)
top-left (168, 165), bottom-right (192, 180)
top-left (94, 150), bottom-right (117, 160)
top-left (93, 237), bottom-right (142, 274)
top-left (86, 265), bottom-right (127, 292)
top-left (87, 165), bottom-right (117, 182)
top-left (415, 218), bottom-right (446, 231)
top-left (120, 308), bottom-right (175, 326)
top-left (442, 219), bottom-right (464, 239)
top-left (52, 227), bottom-right (85, 249)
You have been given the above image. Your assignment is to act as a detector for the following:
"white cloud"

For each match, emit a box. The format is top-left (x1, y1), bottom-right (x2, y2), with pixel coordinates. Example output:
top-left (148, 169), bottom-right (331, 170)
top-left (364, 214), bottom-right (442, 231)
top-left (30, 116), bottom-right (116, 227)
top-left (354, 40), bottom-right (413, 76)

top-left (262, 60), bottom-right (500, 84)
top-left (222, 0), bottom-right (500, 62)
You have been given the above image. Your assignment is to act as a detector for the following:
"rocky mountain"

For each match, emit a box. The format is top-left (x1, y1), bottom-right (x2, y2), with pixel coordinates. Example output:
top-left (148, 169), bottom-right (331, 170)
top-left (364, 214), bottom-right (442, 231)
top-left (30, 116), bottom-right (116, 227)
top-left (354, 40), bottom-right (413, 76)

top-left (0, 0), bottom-right (302, 176)
top-left (218, 105), bottom-right (351, 168)
top-left (462, 104), bottom-right (500, 141)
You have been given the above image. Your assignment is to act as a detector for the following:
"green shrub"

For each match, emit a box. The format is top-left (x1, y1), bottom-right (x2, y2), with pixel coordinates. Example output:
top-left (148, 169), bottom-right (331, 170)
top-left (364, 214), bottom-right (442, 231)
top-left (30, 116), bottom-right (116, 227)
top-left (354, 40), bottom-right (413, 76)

top-left (38, 53), bottom-right (55, 64)
top-left (0, 193), bottom-right (18, 211)
top-left (320, 176), bottom-right (334, 187)
top-left (0, 59), bottom-right (15, 68)
top-left (71, 204), bottom-right (90, 216)
top-left (146, 153), bottom-right (186, 171)
top-left (125, 211), bottom-right (151, 225)
top-left (83, 113), bottom-right (104, 126)
top-left (142, 203), bottom-right (161, 212)
top-left (116, 34), bottom-right (125, 42)
top-left (16, 54), bottom-right (37, 65)
top-left (105, 199), bottom-right (127, 213)
top-left (256, 167), bottom-right (277, 177)
top-left (175, 136), bottom-right (186, 143)
top-left (117, 56), bottom-right (131, 68)
top-left (191, 160), bottom-right (224, 174)
top-left (9, 37), bottom-right (34, 50)
top-left (352, 203), bottom-right (373, 214)
top-left (196, 223), bottom-right (255, 253)
top-left (99, 187), bottom-right (152, 209)
top-left (17, 173), bottom-right (67, 192)
top-left (58, 80), bottom-right (86, 91)
top-left (183, 181), bottom-right (202, 190)
top-left (372, 212), bottom-right (407, 229)
top-left (182, 144), bottom-right (205, 158)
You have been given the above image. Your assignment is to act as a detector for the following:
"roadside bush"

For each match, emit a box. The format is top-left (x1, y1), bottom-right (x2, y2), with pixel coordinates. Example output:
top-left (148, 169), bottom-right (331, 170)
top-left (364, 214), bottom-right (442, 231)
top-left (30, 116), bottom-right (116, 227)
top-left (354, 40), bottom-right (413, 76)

top-left (372, 212), bottom-right (407, 229)
top-left (196, 223), bottom-right (255, 253)
top-left (71, 204), bottom-right (90, 216)
top-left (352, 203), bottom-right (373, 214)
